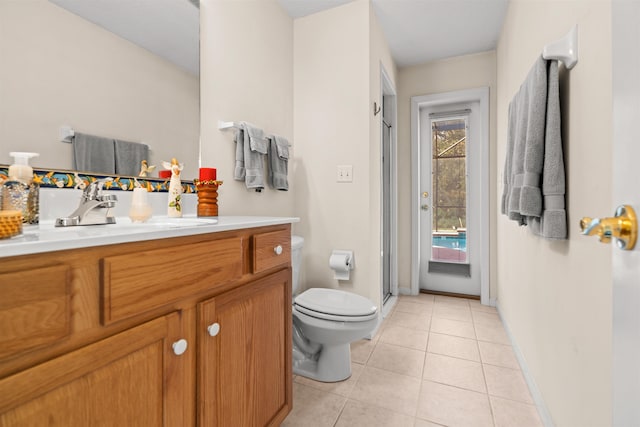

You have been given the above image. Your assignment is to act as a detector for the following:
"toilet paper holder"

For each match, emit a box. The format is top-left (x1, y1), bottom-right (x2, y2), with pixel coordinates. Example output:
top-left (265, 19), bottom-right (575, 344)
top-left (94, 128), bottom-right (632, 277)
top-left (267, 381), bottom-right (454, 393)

top-left (329, 250), bottom-right (355, 281)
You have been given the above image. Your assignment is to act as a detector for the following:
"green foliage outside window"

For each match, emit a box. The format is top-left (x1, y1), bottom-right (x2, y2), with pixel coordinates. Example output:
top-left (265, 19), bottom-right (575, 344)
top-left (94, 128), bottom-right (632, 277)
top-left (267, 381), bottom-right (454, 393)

top-left (432, 119), bottom-right (467, 232)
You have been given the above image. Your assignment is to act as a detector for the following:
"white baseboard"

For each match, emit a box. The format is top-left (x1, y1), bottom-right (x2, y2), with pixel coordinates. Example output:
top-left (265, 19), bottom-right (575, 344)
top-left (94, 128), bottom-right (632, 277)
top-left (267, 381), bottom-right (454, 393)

top-left (495, 301), bottom-right (555, 427)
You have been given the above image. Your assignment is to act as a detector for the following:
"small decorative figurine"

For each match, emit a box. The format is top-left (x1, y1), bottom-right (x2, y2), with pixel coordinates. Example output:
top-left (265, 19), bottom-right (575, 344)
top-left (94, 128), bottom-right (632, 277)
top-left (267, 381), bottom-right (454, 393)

top-left (138, 160), bottom-right (156, 177)
top-left (162, 158), bottom-right (183, 218)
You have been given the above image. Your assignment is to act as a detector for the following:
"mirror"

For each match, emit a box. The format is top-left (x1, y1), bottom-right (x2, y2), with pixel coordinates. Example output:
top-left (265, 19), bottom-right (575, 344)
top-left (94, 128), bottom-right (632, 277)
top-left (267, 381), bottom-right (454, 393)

top-left (0, 0), bottom-right (200, 180)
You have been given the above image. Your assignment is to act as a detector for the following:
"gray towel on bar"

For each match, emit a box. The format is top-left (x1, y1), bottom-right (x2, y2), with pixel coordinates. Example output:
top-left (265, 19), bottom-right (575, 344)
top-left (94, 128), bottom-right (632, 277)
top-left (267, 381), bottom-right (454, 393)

top-left (506, 56), bottom-right (547, 223)
top-left (234, 128), bottom-right (246, 180)
top-left (236, 122), bottom-right (267, 191)
top-left (502, 56), bottom-right (567, 239)
top-left (114, 139), bottom-right (149, 176)
top-left (529, 60), bottom-right (566, 239)
top-left (72, 132), bottom-right (115, 174)
top-left (267, 135), bottom-right (289, 191)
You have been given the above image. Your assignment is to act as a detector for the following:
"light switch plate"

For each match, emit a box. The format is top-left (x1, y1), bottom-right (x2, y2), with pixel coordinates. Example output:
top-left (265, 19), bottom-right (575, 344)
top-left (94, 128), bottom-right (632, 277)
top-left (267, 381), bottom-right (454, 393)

top-left (337, 165), bottom-right (353, 183)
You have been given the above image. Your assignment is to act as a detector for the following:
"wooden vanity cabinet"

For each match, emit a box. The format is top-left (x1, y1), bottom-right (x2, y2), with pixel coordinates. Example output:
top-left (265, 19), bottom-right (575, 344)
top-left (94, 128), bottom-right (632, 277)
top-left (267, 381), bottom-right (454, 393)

top-left (0, 311), bottom-right (190, 426)
top-left (199, 268), bottom-right (292, 426)
top-left (0, 224), bottom-right (292, 427)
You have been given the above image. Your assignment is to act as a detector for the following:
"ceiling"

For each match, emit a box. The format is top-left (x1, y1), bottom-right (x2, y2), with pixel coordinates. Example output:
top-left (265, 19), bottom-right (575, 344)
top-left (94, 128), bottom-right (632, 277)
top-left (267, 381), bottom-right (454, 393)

top-left (278, 0), bottom-right (508, 68)
top-left (49, 0), bottom-right (507, 75)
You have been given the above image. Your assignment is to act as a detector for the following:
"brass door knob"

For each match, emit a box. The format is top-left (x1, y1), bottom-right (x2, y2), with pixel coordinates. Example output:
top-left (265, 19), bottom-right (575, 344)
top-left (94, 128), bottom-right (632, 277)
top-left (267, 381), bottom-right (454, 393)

top-left (580, 205), bottom-right (637, 250)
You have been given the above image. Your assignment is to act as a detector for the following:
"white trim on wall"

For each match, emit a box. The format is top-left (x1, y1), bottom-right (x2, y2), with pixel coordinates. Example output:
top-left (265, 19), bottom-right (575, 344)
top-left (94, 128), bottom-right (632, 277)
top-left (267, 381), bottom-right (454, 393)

top-left (410, 87), bottom-right (491, 305)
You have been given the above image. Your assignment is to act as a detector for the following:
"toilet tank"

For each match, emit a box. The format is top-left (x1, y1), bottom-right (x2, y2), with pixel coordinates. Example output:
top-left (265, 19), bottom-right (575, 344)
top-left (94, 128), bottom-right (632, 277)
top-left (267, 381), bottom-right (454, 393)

top-left (291, 235), bottom-right (304, 295)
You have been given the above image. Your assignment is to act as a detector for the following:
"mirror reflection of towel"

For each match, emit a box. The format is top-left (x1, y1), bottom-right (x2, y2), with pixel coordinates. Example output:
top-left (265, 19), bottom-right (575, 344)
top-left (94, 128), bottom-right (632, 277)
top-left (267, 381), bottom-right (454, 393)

top-left (73, 132), bottom-right (115, 174)
top-left (115, 139), bottom-right (149, 176)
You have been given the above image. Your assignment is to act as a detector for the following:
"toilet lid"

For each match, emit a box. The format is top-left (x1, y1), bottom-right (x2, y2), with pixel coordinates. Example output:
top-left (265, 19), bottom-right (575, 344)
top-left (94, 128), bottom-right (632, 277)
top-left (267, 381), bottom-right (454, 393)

top-left (294, 288), bottom-right (377, 322)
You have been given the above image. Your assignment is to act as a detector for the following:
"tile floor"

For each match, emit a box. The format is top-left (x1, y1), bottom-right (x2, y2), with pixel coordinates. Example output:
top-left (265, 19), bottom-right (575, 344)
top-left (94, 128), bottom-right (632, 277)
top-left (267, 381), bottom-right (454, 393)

top-left (282, 293), bottom-right (544, 427)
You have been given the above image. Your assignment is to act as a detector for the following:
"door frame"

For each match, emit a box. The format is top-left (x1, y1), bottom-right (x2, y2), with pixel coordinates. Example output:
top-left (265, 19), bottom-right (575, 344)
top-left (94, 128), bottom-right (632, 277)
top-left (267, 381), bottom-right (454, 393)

top-left (380, 63), bottom-right (398, 316)
top-left (410, 87), bottom-right (490, 304)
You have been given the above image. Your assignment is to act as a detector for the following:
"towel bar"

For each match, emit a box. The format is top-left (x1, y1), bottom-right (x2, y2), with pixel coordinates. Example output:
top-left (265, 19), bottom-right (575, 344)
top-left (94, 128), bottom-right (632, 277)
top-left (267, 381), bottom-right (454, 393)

top-left (218, 120), bottom-right (238, 130)
top-left (58, 125), bottom-right (150, 150)
top-left (542, 25), bottom-right (578, 69)
top-left (218, 120), bottom-right (292, 148)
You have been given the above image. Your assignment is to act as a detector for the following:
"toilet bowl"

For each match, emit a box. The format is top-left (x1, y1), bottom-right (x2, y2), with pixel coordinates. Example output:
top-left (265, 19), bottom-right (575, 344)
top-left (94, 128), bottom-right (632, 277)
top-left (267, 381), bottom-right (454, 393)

top-left (291, 236), bottom-right (378, 382)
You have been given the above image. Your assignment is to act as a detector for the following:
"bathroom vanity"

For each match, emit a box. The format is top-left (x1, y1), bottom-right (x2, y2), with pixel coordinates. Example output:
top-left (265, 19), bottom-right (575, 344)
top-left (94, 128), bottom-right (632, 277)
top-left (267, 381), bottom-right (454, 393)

top-left (0, 217), bottom-right (295, 426)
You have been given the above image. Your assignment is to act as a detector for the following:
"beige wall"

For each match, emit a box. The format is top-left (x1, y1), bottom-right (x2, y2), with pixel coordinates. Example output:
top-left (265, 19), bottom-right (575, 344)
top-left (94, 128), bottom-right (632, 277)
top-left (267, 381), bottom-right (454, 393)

top-left (496, 1), bottom-right (612, 426)
top-left (397, 52), bottom-right (497, 295)
top-left (0, 0), bottom-right (199, 178)
top-left (200, 0), bottom-right (295, 217)
top-left (293, 0), bottom-right (396, 309)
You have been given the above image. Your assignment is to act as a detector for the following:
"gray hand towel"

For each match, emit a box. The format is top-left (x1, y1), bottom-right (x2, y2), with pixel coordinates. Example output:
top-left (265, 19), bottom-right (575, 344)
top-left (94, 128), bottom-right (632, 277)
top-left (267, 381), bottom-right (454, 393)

top-left (507, 56), bottom-right (547, 221)
top-left (234, 128), bottom-right (246, 180)
top-left (531, 60), bottom-right (567, 239)
top-left (72, 132), bottom-right (116, 174)
top-left (241, 122), bottom-right (266, 191)
top-left (114, 139), bottom-right (149, 176)
top-left (267, 135), bottom-right (290, 191)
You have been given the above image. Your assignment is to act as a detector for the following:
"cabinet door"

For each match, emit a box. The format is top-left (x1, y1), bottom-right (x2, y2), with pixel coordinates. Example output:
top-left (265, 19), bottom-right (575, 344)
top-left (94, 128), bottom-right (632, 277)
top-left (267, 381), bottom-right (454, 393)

top-left (199, 269), bottom-right (292, 427)
top-left (0, 312), bottom-right (191, 426)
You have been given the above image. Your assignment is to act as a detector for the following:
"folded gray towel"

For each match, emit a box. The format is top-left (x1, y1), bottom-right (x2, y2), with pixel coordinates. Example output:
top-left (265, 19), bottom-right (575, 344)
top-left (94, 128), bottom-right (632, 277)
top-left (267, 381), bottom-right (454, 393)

top-left (73, 132), bottom-right (115, 174)
top-left (507, 56), bottom-right (547, 220)
top-left (241, 122), bottom-right (266, 191)
top-left (267, 135), bottom-right (289, 191)
top-left (533, 59), bottom-right (566, 239)
top-left (114, 139), bottom-right (149, 176)
top-left (234, 128), bottom-right (246, 181)
top-left (502, 56), bottom-right (567, 239)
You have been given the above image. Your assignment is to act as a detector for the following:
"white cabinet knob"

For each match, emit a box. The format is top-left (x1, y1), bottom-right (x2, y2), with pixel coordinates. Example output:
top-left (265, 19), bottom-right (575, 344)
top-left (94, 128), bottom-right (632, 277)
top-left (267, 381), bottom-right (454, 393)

top-left (274, 245), bottom-right (283, 255)
top-left (172, 339), bottom-right (188, 356)
top-left (207, 322), bottom-right (220, 337)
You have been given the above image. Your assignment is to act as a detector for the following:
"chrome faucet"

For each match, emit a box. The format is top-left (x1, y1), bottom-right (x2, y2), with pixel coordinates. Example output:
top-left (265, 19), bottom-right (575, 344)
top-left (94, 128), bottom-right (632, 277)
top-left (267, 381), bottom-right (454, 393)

top-left (55, 179), bottom-right (118, 227)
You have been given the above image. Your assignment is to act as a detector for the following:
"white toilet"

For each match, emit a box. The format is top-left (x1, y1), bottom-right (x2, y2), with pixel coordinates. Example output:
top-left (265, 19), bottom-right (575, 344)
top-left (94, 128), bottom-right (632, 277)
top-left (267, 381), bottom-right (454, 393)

top-left (291, 235), bottom-right (378, 382)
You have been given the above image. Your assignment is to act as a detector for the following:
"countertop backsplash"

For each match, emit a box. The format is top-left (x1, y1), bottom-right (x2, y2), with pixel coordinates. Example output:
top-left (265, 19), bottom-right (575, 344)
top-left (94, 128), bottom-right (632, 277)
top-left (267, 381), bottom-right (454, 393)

top-left (39, 187), bottom-right (197, 223)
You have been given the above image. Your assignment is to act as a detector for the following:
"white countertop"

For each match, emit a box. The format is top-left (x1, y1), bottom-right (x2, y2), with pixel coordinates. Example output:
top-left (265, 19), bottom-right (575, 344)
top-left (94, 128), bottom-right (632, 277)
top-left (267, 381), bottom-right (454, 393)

top-left (0, 216), bottom-right (299, 259)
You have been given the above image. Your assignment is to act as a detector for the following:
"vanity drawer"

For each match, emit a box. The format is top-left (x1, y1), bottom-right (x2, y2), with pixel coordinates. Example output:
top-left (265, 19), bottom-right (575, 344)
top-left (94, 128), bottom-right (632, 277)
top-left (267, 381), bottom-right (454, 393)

top-left (0, 265), bottom-right (72, 360)
top-left (101, 236), bottom-right (243, 325)
top-left (252, 229), bottom-right (291, 274)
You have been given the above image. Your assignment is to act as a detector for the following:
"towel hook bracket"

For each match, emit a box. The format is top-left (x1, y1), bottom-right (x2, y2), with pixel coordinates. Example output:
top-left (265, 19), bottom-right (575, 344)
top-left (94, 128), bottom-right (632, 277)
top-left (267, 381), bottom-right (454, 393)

top-left (542, 25), bottom-right (578, 70)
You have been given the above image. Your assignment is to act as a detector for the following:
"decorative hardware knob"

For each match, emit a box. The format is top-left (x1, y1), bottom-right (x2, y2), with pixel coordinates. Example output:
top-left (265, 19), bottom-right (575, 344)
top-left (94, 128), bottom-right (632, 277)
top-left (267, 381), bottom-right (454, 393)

top-left (421, 204), bottom-right (429, 211)
top-left (207, 323), bottom-right (220, 337)
top-left (580, 205), bottom-right (637, 250)
top-left (274, 245), bottom-right (283, 255)
top-left (172, 339), bottom-right (188, 356)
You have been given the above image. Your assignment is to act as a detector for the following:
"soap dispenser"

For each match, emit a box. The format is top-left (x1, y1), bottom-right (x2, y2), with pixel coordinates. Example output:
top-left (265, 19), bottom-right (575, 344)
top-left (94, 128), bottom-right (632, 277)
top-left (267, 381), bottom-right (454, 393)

top-left (1, 152), bottom-right (39, 224)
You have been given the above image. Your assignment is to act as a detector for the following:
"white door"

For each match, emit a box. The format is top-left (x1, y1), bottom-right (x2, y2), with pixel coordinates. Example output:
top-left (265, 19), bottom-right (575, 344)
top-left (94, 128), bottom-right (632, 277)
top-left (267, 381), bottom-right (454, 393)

top-left (411, 88), bottom-right (490, 303)
top-left (612, 1), bottom-right (640, 424)
top-left (419, 101), bottom-right (481, 296)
